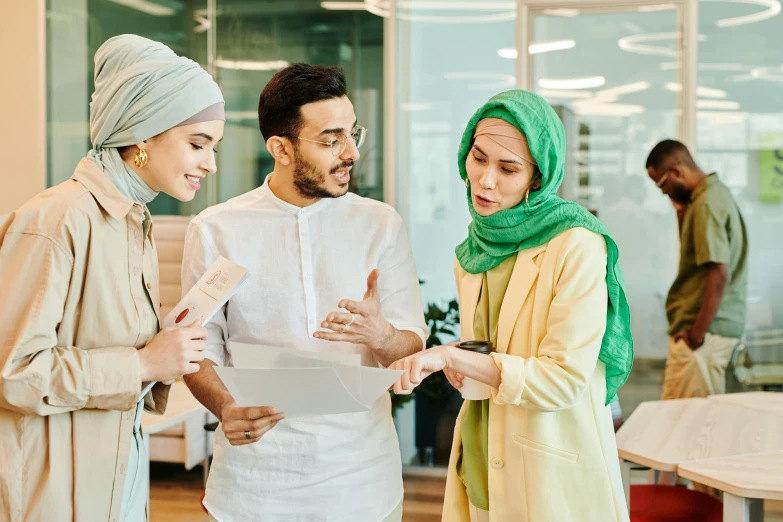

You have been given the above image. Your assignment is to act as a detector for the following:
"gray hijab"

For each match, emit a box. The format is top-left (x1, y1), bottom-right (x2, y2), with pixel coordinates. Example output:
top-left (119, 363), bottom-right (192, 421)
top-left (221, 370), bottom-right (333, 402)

top-left (87, 35), bottom-right (225, 206)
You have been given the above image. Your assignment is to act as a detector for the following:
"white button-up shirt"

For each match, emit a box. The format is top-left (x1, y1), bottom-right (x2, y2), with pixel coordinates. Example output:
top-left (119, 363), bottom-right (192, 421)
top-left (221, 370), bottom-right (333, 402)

top-left (181, 176), bottom-right (427, 522)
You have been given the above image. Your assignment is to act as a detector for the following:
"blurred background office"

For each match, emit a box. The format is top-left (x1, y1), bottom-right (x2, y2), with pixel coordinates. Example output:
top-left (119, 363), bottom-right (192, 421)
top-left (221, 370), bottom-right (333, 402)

top-left (3, 1), bottom-right (783, 520)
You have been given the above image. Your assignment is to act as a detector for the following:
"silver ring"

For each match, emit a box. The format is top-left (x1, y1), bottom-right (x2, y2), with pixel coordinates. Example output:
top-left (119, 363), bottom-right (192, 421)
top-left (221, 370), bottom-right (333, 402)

top-left (341, 313), bottom-right (355, 333)
top-left (244, 430), bottom-right (251, 440)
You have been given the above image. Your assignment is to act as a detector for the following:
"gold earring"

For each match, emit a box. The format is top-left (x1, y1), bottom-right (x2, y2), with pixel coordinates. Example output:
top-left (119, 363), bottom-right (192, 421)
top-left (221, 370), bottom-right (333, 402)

top-left (134, 149), bottom-right (148, 168)
top-left (465, 178), bottom-right (469, 188)
top-left (525, 188), bottom-right (531, 206)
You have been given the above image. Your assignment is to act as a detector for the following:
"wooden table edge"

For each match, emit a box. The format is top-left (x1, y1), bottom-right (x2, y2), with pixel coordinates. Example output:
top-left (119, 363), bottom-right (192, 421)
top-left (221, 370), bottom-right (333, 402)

top-left (142, 406), bottom-right (208, 435)
top-left (676, 465), bottom-right (783, 501)
top-left (618, 450), bottom-right (678, 472)
top-left (677, 451), bottom-right (783, 501)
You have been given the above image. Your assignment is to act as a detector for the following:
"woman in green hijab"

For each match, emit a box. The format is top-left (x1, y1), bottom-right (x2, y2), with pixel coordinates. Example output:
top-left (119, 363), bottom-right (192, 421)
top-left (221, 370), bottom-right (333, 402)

top-left (0, 35), bottom-right (224, 521)
top-left (391, 90), bottom-right (633, 521)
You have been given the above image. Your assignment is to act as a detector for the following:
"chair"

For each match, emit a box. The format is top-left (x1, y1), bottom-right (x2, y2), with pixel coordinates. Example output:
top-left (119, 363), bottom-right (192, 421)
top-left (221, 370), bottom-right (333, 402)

top-left (154, 215), bottom-right (190, 319)
top-left (199, 422), bottom-right (220, 513)
top-left (629, 485), bottom-right (722, 522)
top-left (727, 329), bottom-right (783, 393)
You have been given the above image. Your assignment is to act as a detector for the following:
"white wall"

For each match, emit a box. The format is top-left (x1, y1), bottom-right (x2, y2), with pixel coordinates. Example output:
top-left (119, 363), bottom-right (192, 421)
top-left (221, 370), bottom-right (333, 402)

top-left (396, 14), bottom-right (516, 309)
top-left (1, 1), bottom-right (47, 214)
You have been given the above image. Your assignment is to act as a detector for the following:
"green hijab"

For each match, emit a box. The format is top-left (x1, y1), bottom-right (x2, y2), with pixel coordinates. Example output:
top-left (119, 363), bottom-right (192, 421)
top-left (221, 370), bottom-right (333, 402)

top-left (455, 90), bottom-right (633, 404)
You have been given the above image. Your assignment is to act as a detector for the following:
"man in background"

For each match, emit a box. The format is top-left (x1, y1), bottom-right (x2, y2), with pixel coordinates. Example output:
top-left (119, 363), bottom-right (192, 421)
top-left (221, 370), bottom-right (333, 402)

top-left (646, 139), bottom-right (748, 400)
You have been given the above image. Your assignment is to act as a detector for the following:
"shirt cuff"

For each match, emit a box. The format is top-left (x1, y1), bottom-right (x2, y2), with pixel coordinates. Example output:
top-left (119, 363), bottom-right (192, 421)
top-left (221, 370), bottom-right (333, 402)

top-left (144, 382), bottom-right (171, 414)
top-left (396, 326), bottom-right (427, 351)
top-left (85, 346), bottom-right (142, 410)
top-left (489, 352), bottom-right (526, 406)
top-left (204, 344), bottom-right (227, 367)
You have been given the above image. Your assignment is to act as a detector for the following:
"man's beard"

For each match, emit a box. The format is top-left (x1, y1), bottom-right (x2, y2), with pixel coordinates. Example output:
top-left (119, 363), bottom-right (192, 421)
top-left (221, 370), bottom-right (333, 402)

top-left (292, 153), bottom-right (352, 200)
top-left (669, 180), bottom-right (691, 204)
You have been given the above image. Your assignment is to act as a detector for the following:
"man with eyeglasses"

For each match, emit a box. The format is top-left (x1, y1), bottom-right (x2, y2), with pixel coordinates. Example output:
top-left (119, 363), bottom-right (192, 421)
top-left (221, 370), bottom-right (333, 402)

top-left (180, 64), bottom-right (427, 522)
top-left (646, 140), bottom-right (748, 402)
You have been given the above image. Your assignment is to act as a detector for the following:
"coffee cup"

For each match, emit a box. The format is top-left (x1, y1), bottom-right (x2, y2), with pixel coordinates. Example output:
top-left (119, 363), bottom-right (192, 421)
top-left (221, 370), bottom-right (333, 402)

top-left (456, 341), bottom-right (494, 400)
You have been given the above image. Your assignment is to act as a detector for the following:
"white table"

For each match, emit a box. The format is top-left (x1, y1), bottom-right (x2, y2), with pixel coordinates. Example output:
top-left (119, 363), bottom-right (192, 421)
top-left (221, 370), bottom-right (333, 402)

top-left (142, 381), bottom-right (207, 432)
top-left (615, 397), bottom-right (783, 510)
top-left (707, 391), bottom-right (783, 416)
top-left (141, 382), bottom-right (209, 509)
top-left (678, 451), bottom-right (783, 522)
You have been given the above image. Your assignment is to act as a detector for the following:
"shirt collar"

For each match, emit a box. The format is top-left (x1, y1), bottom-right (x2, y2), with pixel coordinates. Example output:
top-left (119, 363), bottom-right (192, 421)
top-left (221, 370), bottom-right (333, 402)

top-left (143, 207), bottom-right (154, 241)
top-left (261, 173), bottom-right (329, 216)
top-left (72, 158), bottom-right (135, 221)
top-left (691, 172), bottom-right (718, 202)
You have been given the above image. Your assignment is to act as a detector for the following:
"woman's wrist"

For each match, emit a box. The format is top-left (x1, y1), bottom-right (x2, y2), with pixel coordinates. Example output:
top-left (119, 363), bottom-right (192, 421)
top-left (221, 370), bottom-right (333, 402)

top-left (445, 344), bottom-right (477, 376)
top-left (447, 346), bottom-right (502, 389)
top-left (440, 344), bottom-right (460, 371)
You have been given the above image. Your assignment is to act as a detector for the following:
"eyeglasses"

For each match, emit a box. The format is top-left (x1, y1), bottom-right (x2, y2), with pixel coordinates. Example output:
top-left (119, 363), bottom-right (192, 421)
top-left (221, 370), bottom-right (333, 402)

top-left (656, 167), bottom-right (675, 188)
top-left (293, 126), bottom-right (367, 157)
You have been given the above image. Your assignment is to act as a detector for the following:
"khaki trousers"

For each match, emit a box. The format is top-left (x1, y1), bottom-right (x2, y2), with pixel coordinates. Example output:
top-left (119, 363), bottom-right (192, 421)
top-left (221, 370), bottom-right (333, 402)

top-left (661, 332), bottom-right (739, 400)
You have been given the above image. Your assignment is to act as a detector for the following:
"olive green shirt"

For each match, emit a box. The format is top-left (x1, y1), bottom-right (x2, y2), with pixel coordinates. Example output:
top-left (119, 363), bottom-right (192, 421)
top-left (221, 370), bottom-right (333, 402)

top-left (666, 173), bottom-right (748, 338)
top-left (457, 254), bottom-right (517, 511)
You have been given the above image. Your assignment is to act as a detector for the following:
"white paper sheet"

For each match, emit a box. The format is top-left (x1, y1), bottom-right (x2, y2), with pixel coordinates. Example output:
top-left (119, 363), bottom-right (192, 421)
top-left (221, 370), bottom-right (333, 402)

top-left (138, 256), bottom-right (250, 400)
top-left (214, 342), bottom-right (402, 418)
top-left (229, 342), bottom-right (362, 368)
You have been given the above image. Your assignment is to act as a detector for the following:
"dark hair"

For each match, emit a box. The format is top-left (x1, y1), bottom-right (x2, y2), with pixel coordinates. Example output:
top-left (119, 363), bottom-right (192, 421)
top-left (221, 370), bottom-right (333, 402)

top-left (257, 63), bottom-right (348, 142)
top-left (532, 166), bottom-right (543, 190)
top-left (645, 139), bottom-right (696, 171)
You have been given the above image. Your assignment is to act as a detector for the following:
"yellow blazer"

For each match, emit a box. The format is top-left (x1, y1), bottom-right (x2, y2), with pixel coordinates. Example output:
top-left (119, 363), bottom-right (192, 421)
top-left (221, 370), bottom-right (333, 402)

top-left (443, 228), bottom-right (629, 522)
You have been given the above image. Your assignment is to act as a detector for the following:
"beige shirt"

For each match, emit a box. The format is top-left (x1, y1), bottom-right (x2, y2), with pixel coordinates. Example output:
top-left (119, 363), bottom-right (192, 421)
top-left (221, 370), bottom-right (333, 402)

top-left (0, 158), bottom-right (168, 522)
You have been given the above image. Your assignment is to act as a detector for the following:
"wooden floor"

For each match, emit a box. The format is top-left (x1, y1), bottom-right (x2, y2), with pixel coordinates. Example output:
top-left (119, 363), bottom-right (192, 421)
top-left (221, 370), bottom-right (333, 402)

top-left (150, 462), bottom-right (783, 521)
top-left (149, 464), bottom-right (446, 522)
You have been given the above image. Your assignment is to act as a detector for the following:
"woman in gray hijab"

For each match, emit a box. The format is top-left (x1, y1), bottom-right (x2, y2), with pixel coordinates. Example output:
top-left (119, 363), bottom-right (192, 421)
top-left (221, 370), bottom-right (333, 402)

top-left (0, 35), bottom-right (225, 522)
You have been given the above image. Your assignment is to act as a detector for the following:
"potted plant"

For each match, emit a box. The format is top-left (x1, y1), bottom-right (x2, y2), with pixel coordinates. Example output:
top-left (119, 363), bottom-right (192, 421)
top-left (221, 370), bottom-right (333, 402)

top-left (391, 298), bottom-right (463, 466)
